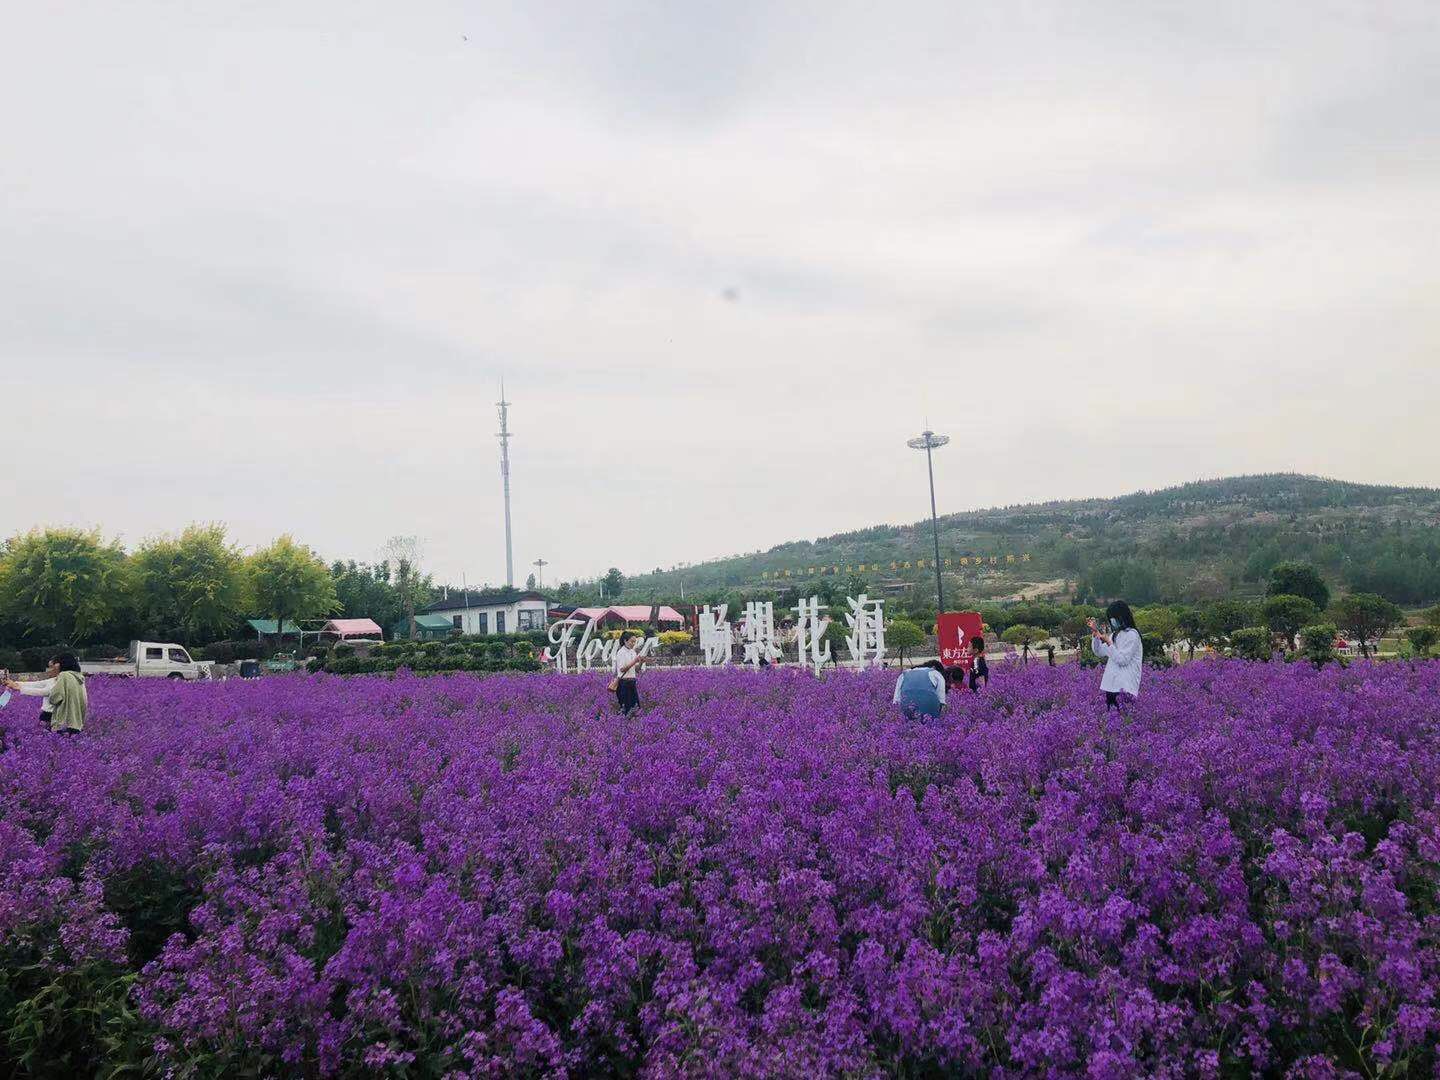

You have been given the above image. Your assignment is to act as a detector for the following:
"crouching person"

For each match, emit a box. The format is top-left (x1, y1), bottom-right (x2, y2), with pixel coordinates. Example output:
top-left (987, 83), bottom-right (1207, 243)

top-left (893, 659), bottom-right (947, 720)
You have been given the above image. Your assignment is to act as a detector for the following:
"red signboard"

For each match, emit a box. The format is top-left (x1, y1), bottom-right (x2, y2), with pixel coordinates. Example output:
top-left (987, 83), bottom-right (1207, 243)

top-left (936, 611), bottom-right (985, 672)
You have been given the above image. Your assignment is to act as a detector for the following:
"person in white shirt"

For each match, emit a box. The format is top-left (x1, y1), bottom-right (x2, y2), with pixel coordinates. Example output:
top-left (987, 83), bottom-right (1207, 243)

top-left (1088, 601), bottom-right (1143, 711)
top-left (893, 660), bottom-right (948, 719)
top-left (611, 631), bottom-right (652, 715)
top-left (4, 655), bottom-right (61, 729)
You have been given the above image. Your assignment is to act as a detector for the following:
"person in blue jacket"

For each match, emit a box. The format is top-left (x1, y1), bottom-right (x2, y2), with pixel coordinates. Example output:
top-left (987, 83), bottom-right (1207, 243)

top-left (893, 659), bottom-right (948, 719)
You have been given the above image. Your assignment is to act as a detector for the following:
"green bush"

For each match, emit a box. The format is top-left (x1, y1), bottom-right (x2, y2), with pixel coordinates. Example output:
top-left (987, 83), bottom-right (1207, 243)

top-left (1298, 623), bottom-right (1340, 668)
top-left (16, 646), bottom-right (76, 672)
top-left (78, 643), bottom-right (128, 661)
top-left (193, 639), bottom-right (263, 664)
top-left (308, 653), bottom-right (542, 676)
top-left (1405, 626), bottom-right (1439, 657)
top-left (1229, 627), bottom-right (1274, 661)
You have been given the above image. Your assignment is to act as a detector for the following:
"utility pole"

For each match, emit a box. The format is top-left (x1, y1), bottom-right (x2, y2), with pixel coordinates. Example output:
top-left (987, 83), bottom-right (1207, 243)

top-left (907, 428), bottom-right (950, 615)
top-left (496, 381), bottom-right (514, 588)
top-left (532, 558), bottom-right (548, 589)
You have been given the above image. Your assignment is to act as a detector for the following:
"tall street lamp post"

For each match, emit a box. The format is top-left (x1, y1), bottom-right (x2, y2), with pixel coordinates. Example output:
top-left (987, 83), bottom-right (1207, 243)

top-left (907, 429), bottom-right (950, 616)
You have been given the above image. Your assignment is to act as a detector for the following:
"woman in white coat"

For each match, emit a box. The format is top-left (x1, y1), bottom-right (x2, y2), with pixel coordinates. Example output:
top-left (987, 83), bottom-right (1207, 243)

top-left (1088, 601), bottom-right (1143, 711)
top-left (4, 654), bottom-right (61, 729)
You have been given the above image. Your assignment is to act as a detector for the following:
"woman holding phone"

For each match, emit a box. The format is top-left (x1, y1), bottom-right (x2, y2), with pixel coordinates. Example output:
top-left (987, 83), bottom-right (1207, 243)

top-left (1088, 601), bottom-right (1142, 711)
top-left (3, 653), bottom-right (86, 732)
top-left (609, 630), bottom-right (653, 715)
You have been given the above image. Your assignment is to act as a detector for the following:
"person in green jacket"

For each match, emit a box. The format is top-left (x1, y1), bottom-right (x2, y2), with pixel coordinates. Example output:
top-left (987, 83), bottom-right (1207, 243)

top-left (45, 653), bottom-right (87, 733)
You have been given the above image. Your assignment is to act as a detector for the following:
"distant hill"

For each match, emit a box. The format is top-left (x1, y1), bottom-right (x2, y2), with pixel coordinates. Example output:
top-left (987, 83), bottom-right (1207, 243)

top-left (608, 474), bottom-right (1440, 608)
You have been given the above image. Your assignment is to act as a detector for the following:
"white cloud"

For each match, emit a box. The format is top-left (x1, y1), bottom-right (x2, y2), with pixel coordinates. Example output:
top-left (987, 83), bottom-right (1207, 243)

top-left (1, 0), bottom-right (1436, 586)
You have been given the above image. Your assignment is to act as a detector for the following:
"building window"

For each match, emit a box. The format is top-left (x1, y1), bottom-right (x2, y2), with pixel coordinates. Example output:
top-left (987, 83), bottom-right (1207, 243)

top-left (517, 609), bottom-right (539, 631)
top-left (496, 611), bottom-right (506, 635)
top-left (477, 613), bottom-right (488, 635)
top-left (452, 615), bottom-right (463, 629)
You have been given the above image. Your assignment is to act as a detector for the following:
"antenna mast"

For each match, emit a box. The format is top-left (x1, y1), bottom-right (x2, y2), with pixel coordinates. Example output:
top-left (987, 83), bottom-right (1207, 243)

top-left (497, 380), bottom-right (514, 588)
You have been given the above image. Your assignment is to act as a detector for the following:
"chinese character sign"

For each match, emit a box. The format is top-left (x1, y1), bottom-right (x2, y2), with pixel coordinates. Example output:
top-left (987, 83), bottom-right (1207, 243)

top-left (699, 604), bottom-right (733, 667)
top-left (844, 594), bottom-right (885, 666)
top-left (741, 601), bottom-right (782, 668)
top-left (937, 611), bottom-right (984, 672)
top-left (793, 596), bottom-right (831, 673)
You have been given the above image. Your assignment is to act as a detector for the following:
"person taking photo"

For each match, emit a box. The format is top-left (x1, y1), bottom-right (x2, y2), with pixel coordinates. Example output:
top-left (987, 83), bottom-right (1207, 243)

top-left (4, 652), bottom-right (87, 733)
top-left (1088, 601), bottom-right (1143, 711)
top-left (609, 631), bottom-right (653, 715)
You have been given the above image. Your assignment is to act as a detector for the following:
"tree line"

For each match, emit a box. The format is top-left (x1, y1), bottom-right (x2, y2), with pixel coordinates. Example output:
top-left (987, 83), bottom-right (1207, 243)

top-left (973, 562), bottom-right (1440, 664)
top-left (0, 526), bottom-right (438, 654)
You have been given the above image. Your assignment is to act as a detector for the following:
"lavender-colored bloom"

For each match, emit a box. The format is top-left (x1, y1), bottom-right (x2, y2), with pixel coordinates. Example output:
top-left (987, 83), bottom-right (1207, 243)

top-left (2, 660), bottom-right (1439, 1075)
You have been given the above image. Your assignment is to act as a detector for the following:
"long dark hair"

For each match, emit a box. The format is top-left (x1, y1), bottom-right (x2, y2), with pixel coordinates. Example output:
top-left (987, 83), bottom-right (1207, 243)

top-left (1105, 601), bottom-right (1137, 633)
top-left (50, 652), bottom-right (81, 673)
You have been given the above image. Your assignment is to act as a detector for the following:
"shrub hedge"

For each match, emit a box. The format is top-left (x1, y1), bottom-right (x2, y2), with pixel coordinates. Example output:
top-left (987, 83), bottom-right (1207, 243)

top-left (308, 634), bottom-right (548, 675)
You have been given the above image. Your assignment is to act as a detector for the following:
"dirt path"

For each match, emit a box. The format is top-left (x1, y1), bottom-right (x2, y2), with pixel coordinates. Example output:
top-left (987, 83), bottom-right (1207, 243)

top-left (994, 578), bottom-right (1068, 603)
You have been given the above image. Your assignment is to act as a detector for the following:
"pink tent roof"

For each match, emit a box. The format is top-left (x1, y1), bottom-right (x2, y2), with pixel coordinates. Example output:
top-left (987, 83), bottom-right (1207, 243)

top-left (324, 618), bottom-right (383, 638)
top-left (565, 607), bottom-right (609, 621)
top-left (561, 606), bottom-right (686, 624)
top-left (605, 605), bottom-right (686, 624)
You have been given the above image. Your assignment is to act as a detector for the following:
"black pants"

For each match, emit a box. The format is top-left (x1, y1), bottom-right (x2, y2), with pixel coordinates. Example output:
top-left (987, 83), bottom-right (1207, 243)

top-left (616, 679), bottom-right (639, 714)
top-left (1105, 691), bottom-right (1131, 711)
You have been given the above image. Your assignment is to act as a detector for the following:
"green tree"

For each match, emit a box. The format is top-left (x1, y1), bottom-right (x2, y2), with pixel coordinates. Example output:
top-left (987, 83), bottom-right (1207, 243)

top-left (132, 524), bottom-right (250, 642)
top-left (1299, 623), bottom-right (1339, 668)
top-left (382, 536), bottom-right (433, 640)
top-left (1199, 599), bottom-right (1256, 651)
top-left (1330, 592), bottom-right (1403, 658)
top-left (248, 536), bottom-right (338, 647)
top-left (1267, 561), bottom-right (1330, 611)
top-left (1260, 594), bottom-right (1320, 650)
top-left (1405, 625), bottom-right (1439, 656)
top-left (1001, 624), bottom-right (1049, 665)
top-left (602, 567), bottom-right (625, 600)
top-left (1229, 626), bottom-right (1274, 661)
top-left (1174, 604), bottom-right (1205, 660)
top-left (1133, 606), bottom-right (1179, 647)
top-left (887, 618), bottom-right (926, 666)
top-left (977, 605), bottom-right (1013, 635)
top-left (1058, 607), bottom-right (1101, 656)
top-left (1424, 604), bottom-right (1440, 629)
top-left (331, 561), bottom-right (403, 631)
top-left (0, 527), bottom-right (132, 643)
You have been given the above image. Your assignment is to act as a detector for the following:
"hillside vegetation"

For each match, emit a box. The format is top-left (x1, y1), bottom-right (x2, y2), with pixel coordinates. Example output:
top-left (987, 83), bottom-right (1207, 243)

top-left (588, 474), bottom-right (1440, 609)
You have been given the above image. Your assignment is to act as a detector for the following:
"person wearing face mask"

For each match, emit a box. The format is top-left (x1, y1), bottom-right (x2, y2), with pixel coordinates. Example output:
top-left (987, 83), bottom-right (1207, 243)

top-left (3, 652), bottom-right (87, 733)
top-left (1087, 601), bottom-right (1142, 711)
top-left (4, 654), bottom-right (63, 730)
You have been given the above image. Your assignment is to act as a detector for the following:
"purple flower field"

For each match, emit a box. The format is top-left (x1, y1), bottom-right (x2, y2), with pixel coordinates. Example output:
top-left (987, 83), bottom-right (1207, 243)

top-left (3, 661), bottom-right (1440, 1077)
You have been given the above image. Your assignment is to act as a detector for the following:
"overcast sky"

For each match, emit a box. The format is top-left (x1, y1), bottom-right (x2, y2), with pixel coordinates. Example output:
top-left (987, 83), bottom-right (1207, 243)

top-left (2, 1), bottom-right (1437, 587)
